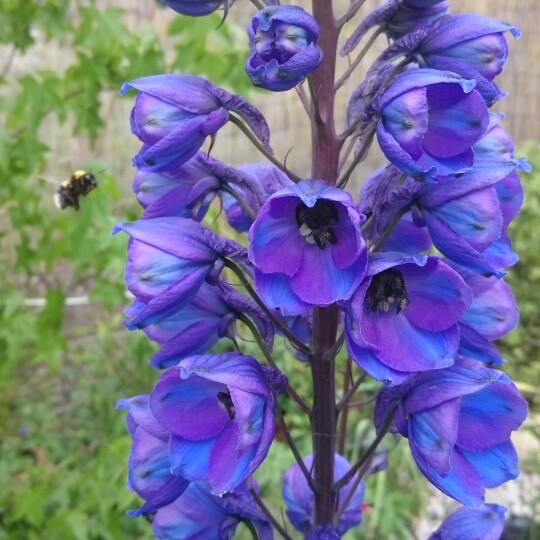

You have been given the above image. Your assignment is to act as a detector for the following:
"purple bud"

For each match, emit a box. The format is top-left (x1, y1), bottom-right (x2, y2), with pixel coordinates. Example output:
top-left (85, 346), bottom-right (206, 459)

top-left (121, 74), bottom-right (270, 171)
top-left (163, 0), bottom-right (226, 17)
top-left (246, 6), bottom-right (323, 92)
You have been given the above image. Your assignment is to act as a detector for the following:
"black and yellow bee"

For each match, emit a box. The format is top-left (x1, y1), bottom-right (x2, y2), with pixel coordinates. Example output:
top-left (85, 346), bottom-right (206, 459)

top-left (54, 170), bottom-right (98, 211)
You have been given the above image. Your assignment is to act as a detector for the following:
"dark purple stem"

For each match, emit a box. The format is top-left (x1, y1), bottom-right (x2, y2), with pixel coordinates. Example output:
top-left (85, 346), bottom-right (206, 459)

top-left (310, 1), bottom-right (342, 184)
top-left (310, 305), bottom-right (339, 525)
top-left (309, 0), bottom-right (342, 527)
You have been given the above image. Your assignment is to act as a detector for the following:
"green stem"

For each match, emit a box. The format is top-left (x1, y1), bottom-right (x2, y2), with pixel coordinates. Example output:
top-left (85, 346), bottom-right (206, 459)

top-left (370, 206), bottom-right (409, 252)
top-left (333, 404), bottom-right (397, 491)
top-left (224, 258), bottom-right (312, 356)
top-left (336, 370), bottom-right (367, 412)
top-left (219, 184), bottom-right (256, 220)
top-left (336, 121), bottom-right (377, 188)
top-left (229, 114), bottom-right (302, 183)
top-left (239, 314), bottom-right (311, 415)
top-left (276, 406), bottom-right (318, 492)
top-left (335, 0), bottom-right (368, 28)
top-left (248, 0), bottom-right (265, 9)
top-left (248, 484), bottom-right (293, 540)
top-left (242, 518), bottom-right (261, 540)
top-left (335, 26), bottom-right (384, 91)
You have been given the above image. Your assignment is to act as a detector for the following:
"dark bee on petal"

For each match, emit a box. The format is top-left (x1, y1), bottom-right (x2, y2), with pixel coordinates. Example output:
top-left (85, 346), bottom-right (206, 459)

top-left (54, 170), bottom-right (98, 211)
top-left (366, 269), bottom-right (410, 314)
top-left (312, 227), bottom-right (337, 249)
top-left (217, 391), bottom-right (236, 419)
top-left (295, 199), bottom-right (339, 250)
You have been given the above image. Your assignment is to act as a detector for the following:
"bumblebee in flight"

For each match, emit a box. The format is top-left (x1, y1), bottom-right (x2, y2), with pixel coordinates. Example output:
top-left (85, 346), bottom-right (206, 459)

top-left (54, 170), bottom-right (98, 211)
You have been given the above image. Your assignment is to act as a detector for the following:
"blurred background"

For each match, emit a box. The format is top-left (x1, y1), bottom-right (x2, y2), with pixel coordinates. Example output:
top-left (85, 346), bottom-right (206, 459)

top-left (0, 1), bottom-right (538, 538)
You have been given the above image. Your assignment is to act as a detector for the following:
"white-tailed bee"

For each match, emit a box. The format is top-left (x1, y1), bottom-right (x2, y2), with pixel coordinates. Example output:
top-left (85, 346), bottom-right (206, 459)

top-left (54, 170), bottom-right (98, 211)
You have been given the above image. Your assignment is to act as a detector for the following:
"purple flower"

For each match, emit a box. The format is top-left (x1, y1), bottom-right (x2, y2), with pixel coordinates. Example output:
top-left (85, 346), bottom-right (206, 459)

top-left (115, 395), bottom-right (189, 516)
top-left (452, 266), bottom-right (518, 367)
top-left (125, 281), bottom-right (274, 369)
top-left (282, 454), bottom-right (365, 536)
top-left (357, 115), bottom-right (528, 260)
top-left (113, 217), bottom-right (248, 329)
top-left (162, 0), bottom-right (226, 17)
top-left (386, 0), bottom-right (449, 39)
top-left (305, 525), bottom-right (341, 540)
top-left (152, 482), bottom-right (273, 540)
top-left (249, 179), bottom-right (368, 315)
top-left (429, 504), bottom-right (507, 540)
top-left (120, 74), bottom-right (270, 171)
top-left (344, 253), bottom-right (472, 385)
top-left (375, 69), bottom-right (489, 180)
top-left (246, 6), bottom-right (323, 92)
top-left (411, 152), bottom-right (527, 277)
top-left (416, 14), bottom-right (521, 105)
top-left (221, 163), bottom-right (293, 232)
top-left (132, 154), bottom-right (217, 220)
top-left (341, 0), bottom-right (448, 55)
top-left (132, 153), bottom-right (290, 222)
top-left (375, 366), bottom-right (527, 505)
top-left (148, 353), bottom-right (275, 495)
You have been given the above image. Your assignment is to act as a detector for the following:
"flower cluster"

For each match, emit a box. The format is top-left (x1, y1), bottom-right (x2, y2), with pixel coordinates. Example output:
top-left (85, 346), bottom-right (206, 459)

top-left (115, 1), bottom-right (528, 538)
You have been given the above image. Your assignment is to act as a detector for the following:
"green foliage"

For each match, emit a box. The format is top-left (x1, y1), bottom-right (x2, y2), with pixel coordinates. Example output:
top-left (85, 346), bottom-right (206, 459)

top-left (0, 1), bottom-right (252, 538)
top-left (168, 13), bottom-right (252, 94)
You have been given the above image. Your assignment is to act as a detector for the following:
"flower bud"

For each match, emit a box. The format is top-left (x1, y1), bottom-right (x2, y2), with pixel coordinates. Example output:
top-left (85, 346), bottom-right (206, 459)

top-left (246, 6), bottom-right (323, 92)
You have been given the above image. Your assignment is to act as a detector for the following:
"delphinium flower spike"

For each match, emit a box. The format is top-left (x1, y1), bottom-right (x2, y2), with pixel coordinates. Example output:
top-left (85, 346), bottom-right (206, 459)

top-left (115, 1), bottom-right (528, 537)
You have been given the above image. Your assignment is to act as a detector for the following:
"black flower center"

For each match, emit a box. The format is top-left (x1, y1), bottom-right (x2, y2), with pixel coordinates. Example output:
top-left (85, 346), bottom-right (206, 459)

top-left (217, 391), bottom-right (235, 419)
top-left (295, 199), bottom-right (339, 250)
top-left (365, 269), bottom-right (410, 314)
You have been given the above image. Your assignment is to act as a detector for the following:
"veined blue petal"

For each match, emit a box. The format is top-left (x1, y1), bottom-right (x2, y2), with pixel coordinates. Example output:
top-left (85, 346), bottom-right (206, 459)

top-left (423, 212), bottom-right (504, 277)
top-left (409, 399), bottom-right (460, 476)
top-left (428, 504), bottom-right (507, 540)
top-left (460, 441), bottom-right (519, 488)
top-left (168, 436), bottom-right (214, 480)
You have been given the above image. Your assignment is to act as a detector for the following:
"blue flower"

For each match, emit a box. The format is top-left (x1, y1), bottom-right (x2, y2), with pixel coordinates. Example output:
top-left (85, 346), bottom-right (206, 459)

top-left (428, 504), bottom-right (507, 540)
top-left (121, 74), bottom-right (270, 171)
top-left (152, 482), bottom-right (273, 540)
top-left (375, 366), bottom-right (527, 505)
top-left (376, 69), bottom-right (489, 180)
top-left (282, 454), bottom-right (365, 536)
top-left (115, 395), bottom-right (189, 516)
top-left (416, 14), bottom-right (521, 105)
top-left (148, 353), bottom-right (275, 495)
top-left (132, 152), bottom-right (291, 222)
top-left (163, 0), bottom-right (226, 17)
top-left (249, 179), bottom-right (367, 315)
top-left (344, 253), bottom-right (471, 385)
top-left (246, 6), bottom-right (323, 92)
top-left (450, 264), bottom-right (518, 367)
top-left (125, 281), bottom-right (274, 369)
top-left (113, 217), bottom-right (249, 329)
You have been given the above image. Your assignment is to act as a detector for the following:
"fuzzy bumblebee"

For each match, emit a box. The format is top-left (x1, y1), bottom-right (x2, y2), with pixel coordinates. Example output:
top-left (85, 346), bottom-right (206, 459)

top-left (54, 170), bottom-right (98, 211)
